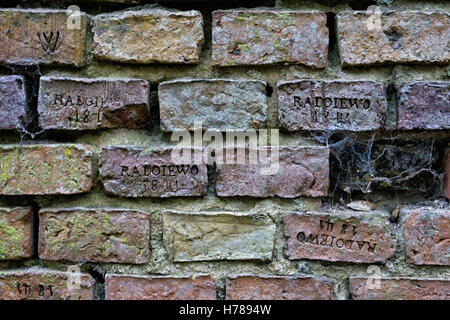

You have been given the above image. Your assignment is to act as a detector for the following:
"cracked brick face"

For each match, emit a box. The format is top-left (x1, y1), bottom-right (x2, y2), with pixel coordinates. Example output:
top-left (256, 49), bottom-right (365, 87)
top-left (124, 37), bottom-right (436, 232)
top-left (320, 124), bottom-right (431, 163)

top-left (38, 208), bottom-right (150, 264)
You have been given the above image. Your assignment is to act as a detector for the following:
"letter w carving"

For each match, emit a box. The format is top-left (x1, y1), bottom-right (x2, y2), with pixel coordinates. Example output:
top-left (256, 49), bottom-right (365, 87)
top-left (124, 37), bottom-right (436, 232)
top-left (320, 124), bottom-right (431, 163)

top-left (37, 31), bottom-right (61, 54)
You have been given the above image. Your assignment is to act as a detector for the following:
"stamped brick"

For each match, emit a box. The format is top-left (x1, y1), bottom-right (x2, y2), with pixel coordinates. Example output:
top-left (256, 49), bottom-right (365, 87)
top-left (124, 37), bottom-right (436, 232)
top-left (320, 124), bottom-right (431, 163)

top-left (0, 76), bottom-right (28, 130)
top-left (397, 81), bottom-right (449, 130)
top-left (163, 211), bottom-right (275, 262)
top-left (226, 275), bottom-right (333, 300)
top-left (0, 208), bottom-right (32, 260)
top-left (105, 274), bottom-right (216, 300)
top-left (336, 11), bottom-right (450, 66)
top-left (0, 267), bottom-right (95, 300)
top-left (212, 10), bottom-right (328, 68)
top-left (159, 79), bottom-right (268, 132)
top-left (402, 205), bottom-right (449, 266)
top-left (0, 144), bottom-right (92, 195)
top-left (284, 211), bottom-right (396, 263)
top-left (38, 208), bottom-right (150, 264)
top-left (0, 9), bottom-right (89, 67)
top-left (350, 277), bottom-right (450, 300)
top-left (445, 148), bottom-right (450, 199)
top-left (38, 77), bottom-right (150, 130)
top-left (100, 146), bottom-right (207, 198)
top-left (92, 8), bottom-right (204, 64)
top-left (278, 80), bottom-right (387, 131)
top-left (216, 146), bottom-right (329, 198)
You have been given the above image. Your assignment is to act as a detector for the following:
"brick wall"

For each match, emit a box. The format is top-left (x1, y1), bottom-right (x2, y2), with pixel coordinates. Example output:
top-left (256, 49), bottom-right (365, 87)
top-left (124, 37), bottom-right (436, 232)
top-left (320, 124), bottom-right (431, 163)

top-left (0, 0), bottom-right (448, 300)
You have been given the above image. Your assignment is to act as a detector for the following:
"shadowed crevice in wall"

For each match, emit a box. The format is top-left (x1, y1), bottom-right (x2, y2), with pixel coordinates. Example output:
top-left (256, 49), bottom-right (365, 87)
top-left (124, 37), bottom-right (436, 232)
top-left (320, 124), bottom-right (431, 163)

top-left (149, 83), bottom-right (161, 133)
top-left (30, 202), bottom-right (40, 259)
top-left (0, 65), bottom-right (42, 139)
top-left (87, 267), bottom-right (106, 300)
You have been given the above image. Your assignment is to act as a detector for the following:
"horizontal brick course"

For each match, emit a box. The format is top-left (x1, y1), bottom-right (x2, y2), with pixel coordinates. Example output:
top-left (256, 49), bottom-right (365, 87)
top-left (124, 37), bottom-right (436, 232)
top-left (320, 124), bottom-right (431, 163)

top-left (284, 211), bottom-right (397, 263)
top-left (162, 211), bottom-right (276, 262)
top-left (0, 9), bottom-right (89, 67)
top-left (0, 144), bottom-right (93, 195)
top-left (0, 207), bottom-right (32, 260)
top-left (92, 8), bottom-right (204, 64)
top-left (337, 11), bottom-right (450, 66)
top-left (105, 274), bottom-right (216, 300)
top-left (38, 77), bottom-right (150, 130)
top-left (38, 208), bottom-right (150, 264)
top-left (350, 277), bottom-right (450, 300)
top-left (212, 10), bottom-right (328, 68)
top-left (226, 275), bottom-right (333, 300)
top-left (0, 268), bottom-right (95, 300)
top-left (159, 79), bottom-right (268, 131)
top-left (100, 146), bottom-right (208, 198)
top-left (216, 146), bottom-right (329, 198)
top-left (0, 76), bottom-right (28, 130)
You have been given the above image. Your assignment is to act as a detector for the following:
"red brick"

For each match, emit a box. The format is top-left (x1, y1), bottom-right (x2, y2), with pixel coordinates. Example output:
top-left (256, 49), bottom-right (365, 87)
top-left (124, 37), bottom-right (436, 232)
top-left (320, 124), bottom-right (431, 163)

top-left (212, 10), bottom-right (328, 68)
top-left (445, 148), bottom-right (450, 199)
top-left (284, 211), bottom-right (396, 263)
top-left (105, 274), bottom-right (216, 300)
top-left (100, 146), bottom-right (207, 197)
top-left (38, 77), bottom-right (150, 130)
top-left (0, 268), bottom-right (95, 300)
top-left (278, 80), bottom-right (387, 131)
top-left (0, 208), bottom-right (32, 260)
top-left (39, 208), bottom-right (150, 264)
top-left (397, 82), bottom-right (449, 130)
top-left (0, 144), bottom-right (93, 195)
top-left (226, 275), bottom-right (333, 300)
top-left (0, 9), bottom-right (89, 67)
top-left (0, 76), bottom-right (28, 130)
top-left (350, 277), bottom-right (450, 300)
top-left (402, 206), bottom-right (449, 266)
top-left (216, 146), bottom-right (329, 198)
top-left (337, 11), bottom-right (450, 66)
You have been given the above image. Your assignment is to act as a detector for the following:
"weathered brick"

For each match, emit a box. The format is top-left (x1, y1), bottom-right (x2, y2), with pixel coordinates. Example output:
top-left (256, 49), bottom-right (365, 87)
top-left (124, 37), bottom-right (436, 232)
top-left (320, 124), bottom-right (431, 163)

top-left (163, 211), bottom-right (275, 262)
top-left (284, 211), bottom-right (396, 263)
top-left (445, 148), bottom-right (450, 199)
top-left (402, 205), bottom-right (449, 266)
top-left (350, 277), bottom-right (450, 300)
top-left (0, 76), bottom-right (28, 130)
top-left (159, 79), bottom-right (268, 132)
top-left (0, 9), bottom-right (89, 67)
top-left (212, 10), bottom-right (328, 68)
top-left (0, 267), bottom-right (95, 300)
top-left (38, 77), bottom-right (150, 130)
top-left (0, 208), bottom-right (32, 260)
top-left (397, 81), bottom-right (449, 130)
top-left (278, 80), bottom-right (387, 131)
top-left (0, 144), bottom-right (92, 195)
top-left (92, 8), bottom-right (204, 64)
top-left (38, 208), bottom-right (150, 264)
top-left (105, 274), bottom-right (216, 300)
top-left (216, 146), bottom-right (329, 198)
top-left (226, 275), bottom-right (333, 300)
top-left (100, 146), bottom-right (207, 198)
top-left (336, 11), bottom-right (450, 66)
